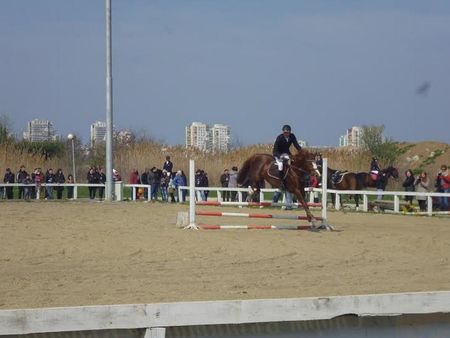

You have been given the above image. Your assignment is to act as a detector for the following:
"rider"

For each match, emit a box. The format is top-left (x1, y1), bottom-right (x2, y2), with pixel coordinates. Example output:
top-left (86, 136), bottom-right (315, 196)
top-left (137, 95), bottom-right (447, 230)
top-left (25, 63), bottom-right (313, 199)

top-left (272, 124), bottom-right (302, 190)
top-left (370, 157), bottom-right (381, 182)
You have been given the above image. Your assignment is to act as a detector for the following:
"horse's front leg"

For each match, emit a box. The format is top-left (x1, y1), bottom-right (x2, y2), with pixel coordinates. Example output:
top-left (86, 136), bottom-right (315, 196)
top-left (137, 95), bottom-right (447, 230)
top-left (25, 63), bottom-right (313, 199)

top-left (293, 188), bottom-right (315, 224)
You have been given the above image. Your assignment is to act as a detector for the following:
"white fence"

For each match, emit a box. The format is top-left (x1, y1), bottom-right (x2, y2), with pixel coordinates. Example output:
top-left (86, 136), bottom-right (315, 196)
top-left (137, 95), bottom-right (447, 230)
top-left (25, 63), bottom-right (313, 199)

top-left (1, 182), bottom-right (449, 217)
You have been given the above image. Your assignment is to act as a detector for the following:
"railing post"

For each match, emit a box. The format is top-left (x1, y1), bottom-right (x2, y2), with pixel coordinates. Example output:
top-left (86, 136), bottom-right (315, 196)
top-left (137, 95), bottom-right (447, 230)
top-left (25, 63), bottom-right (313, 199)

top-left (363, 194), bottom-right (368, 212)
top-left (74, 185), bottom-right (78, 200)
top-left (259, 190), bottom-right (264, 203)
top-left (144, 327), bottom-right (166, 338)
top-left (427, 195), bottom-right (433, 216)
top-left (321, 158), bottom-right (328, 223)
top-left (217, 190), bottom-right (222, 202)
top-left (394, 195), bottom-right (400, 213)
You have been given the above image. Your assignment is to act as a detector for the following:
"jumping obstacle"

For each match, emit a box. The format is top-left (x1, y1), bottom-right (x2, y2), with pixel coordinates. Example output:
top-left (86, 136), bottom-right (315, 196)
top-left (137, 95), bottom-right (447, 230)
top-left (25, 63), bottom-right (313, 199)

top-left (199, 224), bottom-right (314, 230)
top-left (183, 158), bottom-right (333, 231)
top-left (196, 210), bottom-right (323, 221)
top-left (196, 201), bottom-right (323, 208)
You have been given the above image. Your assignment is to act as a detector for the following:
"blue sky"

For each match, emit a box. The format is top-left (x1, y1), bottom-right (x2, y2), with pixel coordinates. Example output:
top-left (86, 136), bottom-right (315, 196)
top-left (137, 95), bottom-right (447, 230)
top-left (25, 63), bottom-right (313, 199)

top-left (1, 0), bottom-right (450, 146)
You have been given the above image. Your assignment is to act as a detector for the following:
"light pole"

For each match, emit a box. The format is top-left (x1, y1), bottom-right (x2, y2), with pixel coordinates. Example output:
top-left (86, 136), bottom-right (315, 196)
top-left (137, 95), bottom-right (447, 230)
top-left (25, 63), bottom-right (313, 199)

top-left (67, 134), bottom-right (76, 183)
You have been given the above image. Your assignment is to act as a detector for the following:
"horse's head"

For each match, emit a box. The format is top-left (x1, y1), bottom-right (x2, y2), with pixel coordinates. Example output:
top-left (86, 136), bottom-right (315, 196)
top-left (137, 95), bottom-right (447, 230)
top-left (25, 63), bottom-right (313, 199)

top-left (291, 149), bottom-right (321, 178)
top-left (384, 166), bottom-right (399, 179)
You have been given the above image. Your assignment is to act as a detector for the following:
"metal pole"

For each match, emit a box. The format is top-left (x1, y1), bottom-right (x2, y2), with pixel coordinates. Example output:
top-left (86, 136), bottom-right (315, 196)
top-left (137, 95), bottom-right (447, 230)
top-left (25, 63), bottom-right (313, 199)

top-left (105, 0), bottom-right (114, 201)
top-left (71, 138), bottom-right (76, 183)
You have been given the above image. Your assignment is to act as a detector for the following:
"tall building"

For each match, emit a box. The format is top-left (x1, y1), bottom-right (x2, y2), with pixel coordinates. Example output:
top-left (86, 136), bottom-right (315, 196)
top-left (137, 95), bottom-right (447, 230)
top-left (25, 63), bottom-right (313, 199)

top-left (339, 126), bottom-right (363, 148)
top-left (23, 119), bottom-right (58, 141)
top-left (185, 122), bottom-right (209, 151)
top-left (185, 122), bottom-right (231, 152)
top-left (90, 121), bottom-right (107, 147)
top-left (210, 124), bottom-right (230, 152)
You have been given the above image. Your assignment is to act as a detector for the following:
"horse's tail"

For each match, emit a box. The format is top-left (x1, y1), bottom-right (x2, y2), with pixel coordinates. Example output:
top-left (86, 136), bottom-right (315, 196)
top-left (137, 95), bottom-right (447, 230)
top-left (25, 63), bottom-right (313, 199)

top-left (237, 157), bottom-right (253, 187)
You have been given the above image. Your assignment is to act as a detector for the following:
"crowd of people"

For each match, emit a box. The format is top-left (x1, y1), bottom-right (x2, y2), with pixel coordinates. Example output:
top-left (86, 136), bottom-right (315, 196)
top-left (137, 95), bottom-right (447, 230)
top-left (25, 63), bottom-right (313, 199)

top-left (1, 165), bottom-right (74, 200)
top-left (401, 164), bottom-right (450, 211)
top-left (1, 152), bottom-right (449, 210)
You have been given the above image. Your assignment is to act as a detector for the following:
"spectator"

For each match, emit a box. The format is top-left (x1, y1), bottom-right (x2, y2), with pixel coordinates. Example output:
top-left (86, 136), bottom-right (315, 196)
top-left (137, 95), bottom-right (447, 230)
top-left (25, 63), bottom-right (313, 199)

top-left (414, 171), bottom-right (430, 212)
top-left (23, 174), bottom-right (33, 200)
top-left (195, 170), bottom-right (206, 201)
top-left (129, 168), bottom-right (139, 200)
top-left (160, 170), bottom-right (170, 202)
top-left (87, 167), bottom-right (98, 200)
top-left (436, 165), bottom-right (450, 211)
top-left (67, 174), bottom-right (74, 199)
top-left (98, 167), bottom-right (106, 201)
top-left (16, 165), bottom-right (28, 199)
top-left (55, 168), bottom-right (65, 200)
top-left (113, 169), bottom-right (122, 182)
top-left (163, 156), bottom-right (173, 174)
top-left (228, 166), bottom-right (239, 201)
top-left (44, 168), bottom-right (55, 200)
top-left (180, 170), bottom-right (187, 202)
top-left (148, 167), bottom-right (161, 201)
top-left (168, 173), bottom-right (177, 203)
top-left (310, 174), bottom-right (320, 203)
top-left (402, 169), bottom-right (415, 204)
top-left (220, 169), bottom-right (230, 202)
top-left (3, 168), bottom-right (14, 199)
top-left (203, 171), bottom-right (209, 201)
top-left (33, 168), bottom-right (44, 199)
top-left (141, 168), bottom-right (149, 200)
top-left (173, 170), bottom-right (186, 202)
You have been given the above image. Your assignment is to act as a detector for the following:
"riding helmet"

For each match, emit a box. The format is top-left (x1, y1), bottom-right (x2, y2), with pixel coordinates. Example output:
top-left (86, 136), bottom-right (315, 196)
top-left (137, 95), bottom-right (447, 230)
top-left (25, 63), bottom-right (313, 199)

top-left (282, 124), bottom-right (291, 132)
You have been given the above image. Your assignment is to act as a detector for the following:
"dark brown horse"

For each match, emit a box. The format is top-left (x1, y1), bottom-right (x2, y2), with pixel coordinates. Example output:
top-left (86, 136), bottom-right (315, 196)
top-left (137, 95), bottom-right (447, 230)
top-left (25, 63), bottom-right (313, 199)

top-left (324, 167), bottom-right (363, 207)
top-left (357, 166), bottom-right (399, 188)
top-left (321, 166), bottom-right (399, 208)
top-left (237, 149), bottom-right (320, 223)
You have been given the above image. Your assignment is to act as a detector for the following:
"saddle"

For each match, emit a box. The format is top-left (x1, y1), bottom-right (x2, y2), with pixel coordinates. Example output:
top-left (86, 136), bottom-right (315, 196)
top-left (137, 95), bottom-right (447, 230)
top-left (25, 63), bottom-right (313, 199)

top-left (331, 171), bottom-right (348, 185)
top-left (267, 161), bottom-right (290, 180)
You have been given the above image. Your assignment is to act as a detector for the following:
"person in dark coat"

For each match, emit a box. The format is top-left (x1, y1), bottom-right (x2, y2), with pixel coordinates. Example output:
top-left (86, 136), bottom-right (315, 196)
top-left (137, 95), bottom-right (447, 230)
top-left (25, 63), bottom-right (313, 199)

top-left (3, 168), bottom-right (15, 199)
top-left (55, 168), bottom-right (66, 200)
top-left (272, 125), bottom-right (302, 189)
top-left (163, 156), bottom-right (173, 174)
top-left (402, 169), bottom-right (415, 204)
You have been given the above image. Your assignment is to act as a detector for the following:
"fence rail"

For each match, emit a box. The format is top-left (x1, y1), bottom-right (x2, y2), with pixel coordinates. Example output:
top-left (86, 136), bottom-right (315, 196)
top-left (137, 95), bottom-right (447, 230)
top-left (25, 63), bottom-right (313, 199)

top-left (1, 182), bottom-right (448, 216)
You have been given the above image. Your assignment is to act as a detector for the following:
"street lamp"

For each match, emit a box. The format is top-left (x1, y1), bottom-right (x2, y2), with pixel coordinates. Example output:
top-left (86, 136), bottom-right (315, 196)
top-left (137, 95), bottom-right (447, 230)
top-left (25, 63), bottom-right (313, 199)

top-left (67, 134), bottom-right (76, 183)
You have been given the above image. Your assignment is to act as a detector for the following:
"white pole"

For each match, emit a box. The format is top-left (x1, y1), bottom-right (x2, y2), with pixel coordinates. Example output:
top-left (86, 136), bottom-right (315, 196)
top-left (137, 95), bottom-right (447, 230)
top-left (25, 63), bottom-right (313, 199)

top-left (186, 159), bottom-right (197, 229)
top-left (105, 0), bottom-right (114, 201)
top-left (321, 158), bottom-right (328, 223)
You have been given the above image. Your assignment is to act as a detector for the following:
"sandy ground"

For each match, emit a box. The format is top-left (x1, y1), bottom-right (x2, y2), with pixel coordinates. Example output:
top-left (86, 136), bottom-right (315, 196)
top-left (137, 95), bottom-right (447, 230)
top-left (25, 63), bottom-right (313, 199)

top-left (0, 201), bottom-right (449, 310)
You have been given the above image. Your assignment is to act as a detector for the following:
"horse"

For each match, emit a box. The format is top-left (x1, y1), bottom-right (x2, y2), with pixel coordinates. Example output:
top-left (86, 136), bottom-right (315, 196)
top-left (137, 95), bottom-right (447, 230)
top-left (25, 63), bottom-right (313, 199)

top-left (325, 167), bottom-right (364, 208)
top-left (237, 149), bottom-right (320, 224)
top-left (356, 166), bottom-right (399, 188)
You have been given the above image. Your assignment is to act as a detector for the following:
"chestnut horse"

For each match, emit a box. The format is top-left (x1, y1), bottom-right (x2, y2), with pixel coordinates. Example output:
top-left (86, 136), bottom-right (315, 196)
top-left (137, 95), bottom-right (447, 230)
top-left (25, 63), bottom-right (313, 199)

top-left (237, 149), bottom-right (320, 223)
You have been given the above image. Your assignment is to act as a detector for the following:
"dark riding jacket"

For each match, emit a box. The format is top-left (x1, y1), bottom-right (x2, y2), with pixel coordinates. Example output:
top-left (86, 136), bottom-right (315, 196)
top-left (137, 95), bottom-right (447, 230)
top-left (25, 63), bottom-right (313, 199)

top-left (272, 133), bottom-right (301, 157)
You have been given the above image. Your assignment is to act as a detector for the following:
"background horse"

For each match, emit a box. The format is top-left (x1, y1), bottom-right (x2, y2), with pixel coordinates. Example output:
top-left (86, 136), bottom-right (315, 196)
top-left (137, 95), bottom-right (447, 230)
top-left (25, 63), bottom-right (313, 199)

top-left (325, 167), bottom-right (364, 208)
top-left (357, 166), bottom-right (399, 188)
top-left (237, 149), bottom-right (320, 223)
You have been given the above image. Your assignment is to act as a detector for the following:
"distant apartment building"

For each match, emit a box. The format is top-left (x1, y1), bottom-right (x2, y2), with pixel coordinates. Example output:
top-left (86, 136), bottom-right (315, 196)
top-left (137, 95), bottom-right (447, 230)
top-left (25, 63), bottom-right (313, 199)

top-left (23, 119), bottom-right (58, 142)
top-left (210, 124), bottom-right (231, 152)
top-left (90, 121), bottom-right (107, 147)
top-left (185, 122), bottom-right (230, 152)
top-left (339, 126), bottom-right (363, 148)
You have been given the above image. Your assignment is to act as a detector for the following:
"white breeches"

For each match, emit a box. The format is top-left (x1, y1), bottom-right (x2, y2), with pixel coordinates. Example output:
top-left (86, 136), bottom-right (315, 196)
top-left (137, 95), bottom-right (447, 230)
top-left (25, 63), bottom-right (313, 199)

top-left (275, 158), bottom-right (283, 171)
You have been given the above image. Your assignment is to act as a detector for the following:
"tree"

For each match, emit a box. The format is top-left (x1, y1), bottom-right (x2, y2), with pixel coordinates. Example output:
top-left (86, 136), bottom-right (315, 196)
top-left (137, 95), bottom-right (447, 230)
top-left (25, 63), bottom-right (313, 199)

top-left (0, 114), bottom-right (14, 144)
top-left (361, 125), bottom-right (400, 165)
